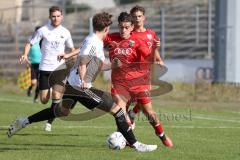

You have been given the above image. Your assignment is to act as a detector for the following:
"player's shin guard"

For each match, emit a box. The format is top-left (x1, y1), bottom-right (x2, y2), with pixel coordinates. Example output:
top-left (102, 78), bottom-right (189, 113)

top-left (114, 108), bottom-right (137, 145)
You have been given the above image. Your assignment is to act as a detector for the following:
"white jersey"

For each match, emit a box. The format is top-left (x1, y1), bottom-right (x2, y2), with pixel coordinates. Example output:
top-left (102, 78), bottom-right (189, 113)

top-left (68, 33), bottom-right (105, 89)
top-left (29, 23), bottom-right (74, 71)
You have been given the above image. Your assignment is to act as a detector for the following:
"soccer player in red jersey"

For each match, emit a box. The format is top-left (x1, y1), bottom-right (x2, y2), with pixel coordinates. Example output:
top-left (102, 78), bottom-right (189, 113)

top-left (104, 12), bottom-right (170, 149)
top-left (127, 5), bottom-right (173, 148)
top-left (104, 12), bottom-right (153, 126)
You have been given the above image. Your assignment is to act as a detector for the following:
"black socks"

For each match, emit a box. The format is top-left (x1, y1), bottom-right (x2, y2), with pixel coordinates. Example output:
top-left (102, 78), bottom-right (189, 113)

top-left (114, 108), bottom-right (137, 145)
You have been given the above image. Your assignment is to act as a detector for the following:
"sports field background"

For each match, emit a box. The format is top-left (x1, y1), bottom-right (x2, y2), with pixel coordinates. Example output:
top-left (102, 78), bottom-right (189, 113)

top-left (0, 81), bottom-right (239, 160)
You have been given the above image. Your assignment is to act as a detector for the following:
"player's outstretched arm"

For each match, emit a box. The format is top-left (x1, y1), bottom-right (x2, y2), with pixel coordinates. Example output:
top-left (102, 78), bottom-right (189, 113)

top-left (154, 49), bottom-right (164, 66)
top-left (78, 56), bottom-right (92, 89)
top-left (20, 42), bottom-right (31, 64)
top-left (57, 48), bottom-right (78, 61)
top-left (101, 61), bottom-right (111, 71)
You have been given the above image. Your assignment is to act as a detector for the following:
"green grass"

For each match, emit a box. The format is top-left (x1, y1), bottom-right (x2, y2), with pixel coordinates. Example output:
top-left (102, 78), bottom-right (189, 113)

top-left (0, 87), bottom-right (240, 160)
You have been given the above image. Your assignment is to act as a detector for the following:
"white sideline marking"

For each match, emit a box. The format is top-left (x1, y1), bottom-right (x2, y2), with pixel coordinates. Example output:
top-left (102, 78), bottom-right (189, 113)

top-left (0, 97), bottom-right (32, 104)
top-left (193, 116), bottom-right (240, 123)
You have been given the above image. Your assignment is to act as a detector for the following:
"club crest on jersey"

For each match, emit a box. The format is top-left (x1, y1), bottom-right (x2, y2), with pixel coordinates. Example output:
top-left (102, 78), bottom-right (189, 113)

top-left (147, 34), bottom-right (152, 40)
top-left (129, 40), bottom-right (135, 46)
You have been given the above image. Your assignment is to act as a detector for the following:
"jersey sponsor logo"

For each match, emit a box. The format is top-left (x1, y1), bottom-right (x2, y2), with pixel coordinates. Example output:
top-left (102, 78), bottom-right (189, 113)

top-left (114, 48), bottom-right (133, 55)
top-left (51, 41), bottom-right (60, 49)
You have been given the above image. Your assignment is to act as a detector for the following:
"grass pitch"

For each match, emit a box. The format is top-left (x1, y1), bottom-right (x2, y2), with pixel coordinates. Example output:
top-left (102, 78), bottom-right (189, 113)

top-left (0, 87), bottom-right (239, 160)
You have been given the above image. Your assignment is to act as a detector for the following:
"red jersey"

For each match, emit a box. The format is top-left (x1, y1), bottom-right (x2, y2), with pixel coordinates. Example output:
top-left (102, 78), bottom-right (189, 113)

top-left (132, 29), bottom-right (159, 61)
top-left (131, 29), bottom-right (159, 80)
top-left (104, 33), bottom-right (150, 85)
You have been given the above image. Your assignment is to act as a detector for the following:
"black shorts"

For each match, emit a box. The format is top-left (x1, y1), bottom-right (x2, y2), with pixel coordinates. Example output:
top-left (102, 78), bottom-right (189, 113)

top-left (39, 70), bottom-right (69, 90)
top-left (39, 61), bottom-right (74, 91)
top-left (62, 84), bottom-right (114, 112)
top-left (30, 64), bottom-right (39, 80)
top-left (39, 71), bottom-right (52, 90)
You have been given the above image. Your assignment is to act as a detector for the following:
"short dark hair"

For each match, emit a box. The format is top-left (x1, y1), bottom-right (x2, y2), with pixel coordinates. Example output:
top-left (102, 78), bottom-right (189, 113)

top-left (49, 6), bottom-right (62, 16)
top-left (130, 5), bottom-right (145, 15)
top-left (118, 12), bottom-right (134, 24)
top-left (92, 12), bottom-right (112, 31)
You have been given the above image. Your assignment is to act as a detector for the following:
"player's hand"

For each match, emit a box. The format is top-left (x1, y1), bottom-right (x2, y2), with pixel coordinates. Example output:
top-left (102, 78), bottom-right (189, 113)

top-left (57, 53), bottom-right (68, 61)
top-left (81, 81), bottom-right (90, 89)
top-left (154, 53), bottom-right (164, 66)
top-left (155, 59), bottom-right (165, 66)
top-left (154, 55), bottom-right (165, 66)
top-left (105, 41), bottom-right (117, 50)
top-left (154, 39), bottom-right (161, 47)
top-left (112, 58), bottom-right (122, 68)
top-left (19, 55), bottom-right (30, 65)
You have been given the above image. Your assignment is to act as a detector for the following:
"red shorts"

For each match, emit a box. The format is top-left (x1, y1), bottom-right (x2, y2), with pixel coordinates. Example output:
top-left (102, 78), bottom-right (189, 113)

top-left (111, 83), bottom-right (151, 105)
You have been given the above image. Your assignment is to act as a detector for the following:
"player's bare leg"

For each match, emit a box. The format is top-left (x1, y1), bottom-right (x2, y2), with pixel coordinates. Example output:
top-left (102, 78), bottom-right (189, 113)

top-left (39, 89), bottom-right (51, 104)
top-left (44, 85), bottom-right (64, 131)
top-left (141, 102), bottom-right (173, 148)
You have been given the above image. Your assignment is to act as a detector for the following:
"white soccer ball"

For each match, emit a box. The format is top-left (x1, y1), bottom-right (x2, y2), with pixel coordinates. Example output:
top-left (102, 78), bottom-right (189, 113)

top-left (107, 132), bottom-right (126, 150)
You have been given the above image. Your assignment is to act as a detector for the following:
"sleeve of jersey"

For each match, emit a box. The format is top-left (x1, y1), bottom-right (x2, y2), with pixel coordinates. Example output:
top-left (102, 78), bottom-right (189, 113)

top-left (29, 30), bottom-right (43, 45)
top-left (65, 32), bottom-right (74, 49)
top-left (80, 42), bottom-right (93, 56)
top-left (80, 43), bottom-right (105, 63)
top-left (80, 42), bottom-right (99, 58)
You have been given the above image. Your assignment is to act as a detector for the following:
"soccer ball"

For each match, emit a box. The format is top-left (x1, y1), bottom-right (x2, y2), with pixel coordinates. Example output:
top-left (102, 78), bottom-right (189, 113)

top-left (107, 132), bottom-right (126, 150)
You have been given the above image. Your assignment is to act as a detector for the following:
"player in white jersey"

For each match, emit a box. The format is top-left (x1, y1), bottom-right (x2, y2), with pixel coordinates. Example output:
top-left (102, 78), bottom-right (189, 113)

top-left (20, 6), bottom-right (75, 131)
top-left (8, 12), bottom-right (157, 152)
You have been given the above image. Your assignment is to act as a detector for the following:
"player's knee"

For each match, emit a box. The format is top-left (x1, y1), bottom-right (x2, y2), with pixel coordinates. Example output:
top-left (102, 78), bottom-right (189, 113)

top-left (32, 80), bottom-right (37, 85)
top-left (60, 98), bottom-right (75, 116)
top-left (39, 92), bottom-right (50, 104)
top-left (40, 97), bottom-right (49, 104)
top-left (60, 107), bottom-right (70, 116)
top-left (97, 92), bottom-right (115, 112)
top-left (54, 104), bottom-right (70, 117)
top-left (52, 90), bottom-right (62, 99)
top-left (52, 84), bottom-right (65, 95)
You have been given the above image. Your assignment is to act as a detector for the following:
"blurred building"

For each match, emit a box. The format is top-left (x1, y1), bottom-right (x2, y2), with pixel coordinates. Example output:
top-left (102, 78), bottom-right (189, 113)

top-left (0, 0), bottom-right (220, 84)
top-left (0, 0), bottom-right (62, 24)
top-left (0, 0), bottom-right (23, 23)
top-left (72, 0), bottom-right (116, 9)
